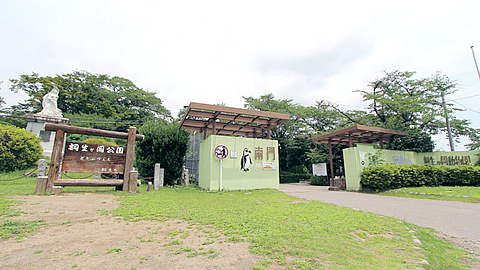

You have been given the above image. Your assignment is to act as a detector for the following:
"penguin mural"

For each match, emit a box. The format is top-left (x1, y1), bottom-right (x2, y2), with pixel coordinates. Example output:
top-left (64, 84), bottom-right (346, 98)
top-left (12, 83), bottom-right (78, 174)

top-left (240, 148), bottom-right (252, 171)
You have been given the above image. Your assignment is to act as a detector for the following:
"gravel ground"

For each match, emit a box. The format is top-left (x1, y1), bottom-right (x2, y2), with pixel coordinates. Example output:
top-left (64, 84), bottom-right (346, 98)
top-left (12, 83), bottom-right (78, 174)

top-left (0, 194), bottom-right (274, 270)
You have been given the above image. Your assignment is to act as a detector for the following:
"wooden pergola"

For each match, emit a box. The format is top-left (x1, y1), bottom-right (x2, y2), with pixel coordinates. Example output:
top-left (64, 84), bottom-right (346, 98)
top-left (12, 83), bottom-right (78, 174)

top-left (179, 102), bottom-right (290, 139)
top-left (312, 125), bottom-right (409, 190)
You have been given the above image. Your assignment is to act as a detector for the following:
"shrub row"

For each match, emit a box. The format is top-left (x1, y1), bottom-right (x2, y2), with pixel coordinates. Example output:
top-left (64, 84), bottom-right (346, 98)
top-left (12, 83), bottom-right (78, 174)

top-left (311, 175), bottom-right (329, 186)
top-left (360, 164), bottom-right (480, 191)
top-left (279, 172), bottom-right (311, 183)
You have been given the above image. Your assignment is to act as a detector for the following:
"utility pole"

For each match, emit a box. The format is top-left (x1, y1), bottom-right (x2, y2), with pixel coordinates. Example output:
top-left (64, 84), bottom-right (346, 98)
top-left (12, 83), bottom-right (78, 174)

top-left (441, 91), bottom-right (455, 151)
top-left (471, 46), bottom-right (480, 82)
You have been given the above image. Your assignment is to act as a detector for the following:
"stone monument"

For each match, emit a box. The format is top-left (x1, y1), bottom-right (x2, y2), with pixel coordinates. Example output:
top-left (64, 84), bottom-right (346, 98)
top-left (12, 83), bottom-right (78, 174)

top-left (25, 86), bottom-right (70, 158)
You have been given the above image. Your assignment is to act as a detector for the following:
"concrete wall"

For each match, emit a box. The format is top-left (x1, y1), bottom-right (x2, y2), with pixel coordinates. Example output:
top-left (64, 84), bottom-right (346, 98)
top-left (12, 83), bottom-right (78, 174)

top-left (199, 135), bottom-right (280, 191)
top-left (343, 144), bottom-right (479, 191)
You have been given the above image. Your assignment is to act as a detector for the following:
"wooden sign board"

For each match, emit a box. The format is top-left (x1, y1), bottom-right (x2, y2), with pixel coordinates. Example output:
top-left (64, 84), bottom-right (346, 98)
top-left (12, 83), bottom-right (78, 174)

top-left (62, 142), bottom-right (126, 174)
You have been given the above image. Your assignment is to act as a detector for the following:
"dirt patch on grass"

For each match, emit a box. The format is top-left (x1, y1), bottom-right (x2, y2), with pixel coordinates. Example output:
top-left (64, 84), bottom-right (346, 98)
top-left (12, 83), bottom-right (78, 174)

top-left (0, 194), bottom-right (275, 269)
top-left (434, 232), bottom-right (480, 269)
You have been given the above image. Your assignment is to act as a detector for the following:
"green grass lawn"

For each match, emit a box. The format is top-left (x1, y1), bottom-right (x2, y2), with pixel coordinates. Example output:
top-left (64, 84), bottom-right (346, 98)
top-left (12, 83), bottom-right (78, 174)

top-left (378, 186), bottom-right (480, 203)
top-left (0, 167), bottom-right (476, 269)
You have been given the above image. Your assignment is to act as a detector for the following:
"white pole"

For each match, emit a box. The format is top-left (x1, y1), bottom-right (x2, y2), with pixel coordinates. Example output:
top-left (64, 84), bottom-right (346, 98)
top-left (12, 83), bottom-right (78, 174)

top-left (470, 46), bottom-right (480, 82)
top-left (219, 159), bottom-right (223, 191)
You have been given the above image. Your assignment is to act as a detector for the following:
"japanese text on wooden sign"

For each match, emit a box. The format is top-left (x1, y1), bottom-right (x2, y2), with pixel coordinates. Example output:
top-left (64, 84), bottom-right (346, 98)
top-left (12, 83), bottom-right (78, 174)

top-left (62, 142), bottom-right (126, 174)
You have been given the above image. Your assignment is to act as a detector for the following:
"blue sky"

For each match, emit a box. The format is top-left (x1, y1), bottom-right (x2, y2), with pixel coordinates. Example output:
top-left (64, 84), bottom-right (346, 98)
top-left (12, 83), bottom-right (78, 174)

top-left (1, 1), bottom-right (479, 150)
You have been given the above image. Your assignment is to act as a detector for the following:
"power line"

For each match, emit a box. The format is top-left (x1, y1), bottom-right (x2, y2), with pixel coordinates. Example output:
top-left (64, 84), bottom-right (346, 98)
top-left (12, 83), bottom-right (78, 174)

top-left (448, 99), bottom-right (480, 114)
top-left (0, 113), bottom-right (152, 125)
top-left (450, 94), bottom-right (480, 101)
top-left (69, 119), bottom-right (147, 125)
top-left (67, 116), bottom-right (152, 122)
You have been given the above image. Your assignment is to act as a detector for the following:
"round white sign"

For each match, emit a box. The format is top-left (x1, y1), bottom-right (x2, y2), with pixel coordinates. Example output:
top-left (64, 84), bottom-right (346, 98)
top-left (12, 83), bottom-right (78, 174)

top-left (214, 145), bottom-right (229, 159)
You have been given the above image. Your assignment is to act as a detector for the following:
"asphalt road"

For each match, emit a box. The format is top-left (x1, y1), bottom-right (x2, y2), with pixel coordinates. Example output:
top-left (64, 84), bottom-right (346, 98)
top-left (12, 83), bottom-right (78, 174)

top-left (279, 183), bottom-right (480, 241)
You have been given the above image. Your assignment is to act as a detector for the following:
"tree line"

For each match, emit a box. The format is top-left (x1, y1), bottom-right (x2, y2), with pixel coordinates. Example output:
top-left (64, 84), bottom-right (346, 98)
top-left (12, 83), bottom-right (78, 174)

top-left (1, 70), bottom-right (479, 177)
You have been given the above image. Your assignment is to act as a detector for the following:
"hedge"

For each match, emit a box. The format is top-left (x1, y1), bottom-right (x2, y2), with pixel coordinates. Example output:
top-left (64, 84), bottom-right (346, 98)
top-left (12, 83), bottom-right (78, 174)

top-left (311, 175), bottom-right (329, 186)
top-left (360, 164), bottom-right (480, 191)
top-left (279, 172), bottom-right (312, 183)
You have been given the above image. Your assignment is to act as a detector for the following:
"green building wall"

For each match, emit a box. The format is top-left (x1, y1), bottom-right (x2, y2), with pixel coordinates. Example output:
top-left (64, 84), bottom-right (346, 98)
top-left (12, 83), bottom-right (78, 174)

top-left (199, 135), bottom-right (280, 190)
top-left (343, 144), bottom-right (479, 191)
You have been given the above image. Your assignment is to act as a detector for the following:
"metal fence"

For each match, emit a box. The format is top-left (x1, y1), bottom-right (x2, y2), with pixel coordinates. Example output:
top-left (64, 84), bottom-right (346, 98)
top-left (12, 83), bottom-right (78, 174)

top-left (185, 132), bottom-right (201, 183)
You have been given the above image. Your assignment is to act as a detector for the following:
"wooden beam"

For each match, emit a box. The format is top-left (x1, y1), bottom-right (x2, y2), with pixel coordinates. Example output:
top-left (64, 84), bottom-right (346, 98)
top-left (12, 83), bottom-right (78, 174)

top-left (178, 105), bottom-right (192, 129)
top-left (312, 124), bottom-right (409, 143)
top-left (54, 179), bottom-right (123, 186)
top-left (187, 102), bottom-right (290, 120)
top-left (45, 123), bottom-right (144, 141)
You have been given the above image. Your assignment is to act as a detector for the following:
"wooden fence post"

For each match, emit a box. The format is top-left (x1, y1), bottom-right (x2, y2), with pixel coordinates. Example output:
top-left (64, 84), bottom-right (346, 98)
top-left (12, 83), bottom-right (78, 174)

top-left (46, 130), bottom-right (65, 193)
top-left (123, 127), bottom-right (137, 192)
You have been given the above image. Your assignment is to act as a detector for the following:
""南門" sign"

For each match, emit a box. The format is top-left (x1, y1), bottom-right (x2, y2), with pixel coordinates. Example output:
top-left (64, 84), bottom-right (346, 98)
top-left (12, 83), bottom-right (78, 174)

top-left (62, 142), bottom-right (126, 174)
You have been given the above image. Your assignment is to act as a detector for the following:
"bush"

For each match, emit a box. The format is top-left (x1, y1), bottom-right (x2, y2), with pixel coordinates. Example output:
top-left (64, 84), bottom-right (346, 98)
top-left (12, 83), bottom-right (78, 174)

top-left (135, 122), bottom-right (190, 185)
top-left (311, 175), bottom-right (329, 186)
top-left (361, 164), bottom-right (480, 191)
top-left (279, 172), bottom-right (311, 183)
top-left (0, 124), bottom-right (43, 172)
top-left (289, 164), bottom-right (309, 174)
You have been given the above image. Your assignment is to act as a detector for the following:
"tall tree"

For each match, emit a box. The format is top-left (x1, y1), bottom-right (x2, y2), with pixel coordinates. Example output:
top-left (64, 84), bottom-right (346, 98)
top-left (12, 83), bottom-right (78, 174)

top-left (243, 94), bottom-right (301, 171)
top-left (243, 94), bottom-right (300, 140)
top-left (9, 71), bottom-right (171, 127)
top-left (357, 70), bottom-right (477, 151)
top-left (136, 122), bottom-right (190, 184)
top-left (242, 94), bottom-right (350, 172)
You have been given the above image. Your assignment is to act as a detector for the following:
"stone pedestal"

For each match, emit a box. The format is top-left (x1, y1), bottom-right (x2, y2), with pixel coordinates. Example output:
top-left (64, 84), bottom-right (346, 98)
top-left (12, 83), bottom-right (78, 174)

top-left (24, 114), bottom-right (70, 158)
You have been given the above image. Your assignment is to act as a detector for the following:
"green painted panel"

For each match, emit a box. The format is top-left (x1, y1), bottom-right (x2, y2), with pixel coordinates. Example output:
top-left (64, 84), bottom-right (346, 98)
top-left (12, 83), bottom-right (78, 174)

top-left (342, 143), bottom-right (479, 191)
top-left (343, 147), bottom-right (361, 191)
top-left (199, 135), bottom-right (279, 191)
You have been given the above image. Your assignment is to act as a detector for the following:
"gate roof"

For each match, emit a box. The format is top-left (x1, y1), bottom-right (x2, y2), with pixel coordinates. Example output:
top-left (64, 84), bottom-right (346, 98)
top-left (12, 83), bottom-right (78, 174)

top-left (179, 102), bottom-right (290, 139)
top-left (312, 125), bottom-right (409, 146)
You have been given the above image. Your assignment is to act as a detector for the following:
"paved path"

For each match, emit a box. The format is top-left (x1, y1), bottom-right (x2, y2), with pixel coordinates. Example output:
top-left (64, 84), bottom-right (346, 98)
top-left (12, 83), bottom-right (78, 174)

top-left (279, 184), bottom-right (480, 241)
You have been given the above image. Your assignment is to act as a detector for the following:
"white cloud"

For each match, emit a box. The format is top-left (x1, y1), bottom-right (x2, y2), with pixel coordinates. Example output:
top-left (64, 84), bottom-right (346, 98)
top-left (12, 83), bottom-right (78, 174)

top-left (1, 0), bottom-right (480, 150)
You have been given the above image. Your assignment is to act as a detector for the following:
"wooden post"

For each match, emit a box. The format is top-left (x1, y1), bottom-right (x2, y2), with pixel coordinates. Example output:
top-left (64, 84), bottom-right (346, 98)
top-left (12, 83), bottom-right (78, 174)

top-left (123, 127), bottom-right (137, 192)
top-left (328, 140), bottom-right (335, 189)
top-left (46, 130), bottom-right (65, 193)
top-left (212, 118), bottom-right (216, 135)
